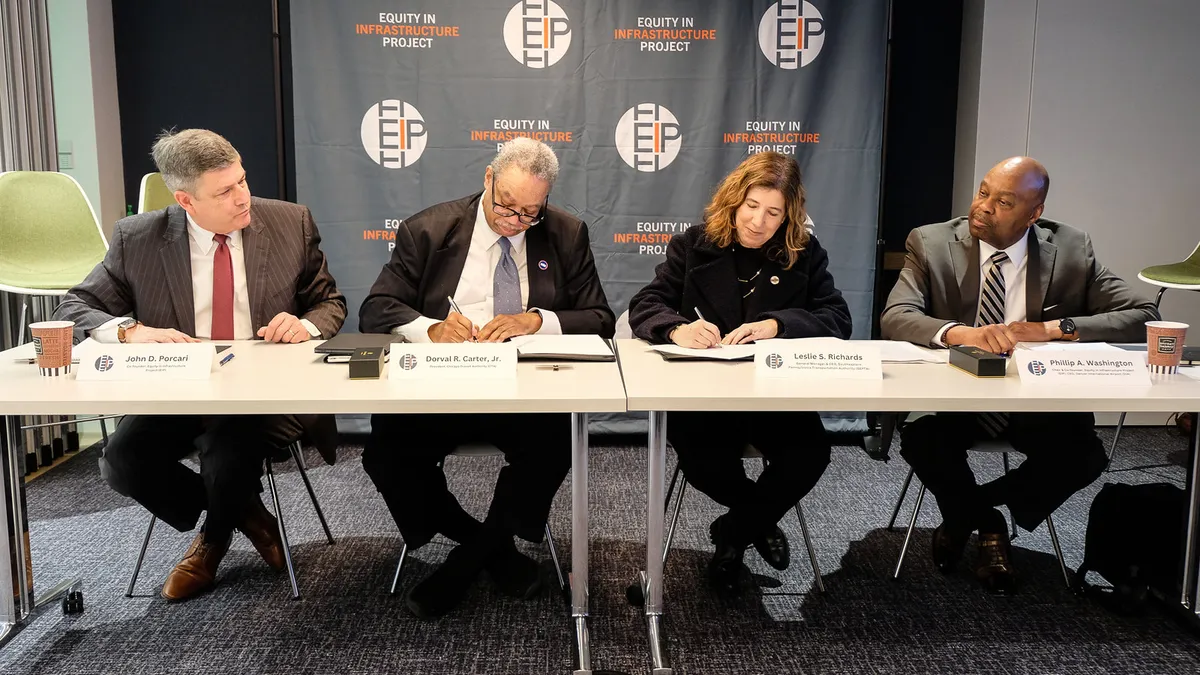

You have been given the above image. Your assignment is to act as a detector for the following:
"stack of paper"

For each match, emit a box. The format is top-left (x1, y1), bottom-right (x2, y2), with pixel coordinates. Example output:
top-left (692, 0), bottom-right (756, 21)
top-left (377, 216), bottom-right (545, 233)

top-left (649, 343), bottom-right (756, 361)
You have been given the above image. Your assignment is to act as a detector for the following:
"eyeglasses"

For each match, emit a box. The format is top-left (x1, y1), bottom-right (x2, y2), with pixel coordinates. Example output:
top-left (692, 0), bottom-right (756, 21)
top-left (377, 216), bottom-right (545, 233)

top-left (490, 181), bottom-right (546, 226)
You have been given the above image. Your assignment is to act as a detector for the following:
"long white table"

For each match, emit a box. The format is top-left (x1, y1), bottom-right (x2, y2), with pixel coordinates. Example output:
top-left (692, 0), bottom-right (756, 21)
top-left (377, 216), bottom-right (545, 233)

top-left (0, 340), bottom-right (628, 675)
top-left (615, 338), bottom-right (1200, 675)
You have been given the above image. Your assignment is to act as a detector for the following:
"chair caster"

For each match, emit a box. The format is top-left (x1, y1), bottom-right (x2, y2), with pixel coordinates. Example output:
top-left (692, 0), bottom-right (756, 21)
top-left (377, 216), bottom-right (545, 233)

top-left (61, 590), bottom-right (84, 615)
top-left (625, 582), bottom-right (645, 607)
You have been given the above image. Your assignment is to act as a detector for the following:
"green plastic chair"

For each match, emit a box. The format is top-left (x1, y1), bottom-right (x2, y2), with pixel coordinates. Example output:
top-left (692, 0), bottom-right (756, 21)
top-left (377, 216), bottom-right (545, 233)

top-left (137, 172), bottom-right (175, 213)
top-left (0, 171), bottom-right (107, 297)
top-left (1110, 242), bottom-right (1200, 460)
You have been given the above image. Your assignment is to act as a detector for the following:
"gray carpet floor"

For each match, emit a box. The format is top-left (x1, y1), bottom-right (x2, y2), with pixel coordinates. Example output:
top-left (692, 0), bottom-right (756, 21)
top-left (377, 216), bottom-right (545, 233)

top-left (2, 424), bottom-right (1199, 674)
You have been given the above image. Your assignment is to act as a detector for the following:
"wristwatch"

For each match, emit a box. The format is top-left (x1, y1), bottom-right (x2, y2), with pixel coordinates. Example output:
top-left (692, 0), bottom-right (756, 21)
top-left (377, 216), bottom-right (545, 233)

top-left (1058, 317), bottom-right (1077, 339)
top-left (117, 318), bottom-right (140, 343)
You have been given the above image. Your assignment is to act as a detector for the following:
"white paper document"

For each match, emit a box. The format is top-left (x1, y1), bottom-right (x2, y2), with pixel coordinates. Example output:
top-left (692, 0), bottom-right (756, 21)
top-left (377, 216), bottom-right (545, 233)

top-left (1016, 341), bottom-right (1124, 353)
top-left (507, 334), bottom-right (614, 361)
top-left (649, 343), bottom-right (757, 361)
top-left (875, 340), bottom-right (945, 364)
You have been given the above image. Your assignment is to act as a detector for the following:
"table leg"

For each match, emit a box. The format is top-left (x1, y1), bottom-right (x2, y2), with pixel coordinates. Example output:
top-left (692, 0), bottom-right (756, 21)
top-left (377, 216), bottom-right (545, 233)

top-left (1183, 412), bottom-right (1200, 615)
top-left (1, 414), bottom-right (33, 645)
top-left (570, 413), bottom-right (591, 675)
top-left (644, 411), bottom-right (672, 675)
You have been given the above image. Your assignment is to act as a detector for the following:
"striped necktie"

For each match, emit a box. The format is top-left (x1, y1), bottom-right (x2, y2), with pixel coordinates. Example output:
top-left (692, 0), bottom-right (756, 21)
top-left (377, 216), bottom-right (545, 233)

top-left (977, 250), bottom-right (1009, 437)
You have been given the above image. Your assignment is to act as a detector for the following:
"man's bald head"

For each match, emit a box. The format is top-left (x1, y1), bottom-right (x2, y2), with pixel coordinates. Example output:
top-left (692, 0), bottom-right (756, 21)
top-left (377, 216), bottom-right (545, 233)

top-left (968, 156), bottom-right (1051, 249)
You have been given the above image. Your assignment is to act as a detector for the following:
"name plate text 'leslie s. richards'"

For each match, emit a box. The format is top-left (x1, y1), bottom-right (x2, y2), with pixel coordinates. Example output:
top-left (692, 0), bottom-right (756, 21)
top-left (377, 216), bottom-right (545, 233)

top-left (755, 338), bottom-right (882, 380)
top-left (389, 343), bottom-right (517, 380)
top-left (74, 342), bottom-right (215, 381)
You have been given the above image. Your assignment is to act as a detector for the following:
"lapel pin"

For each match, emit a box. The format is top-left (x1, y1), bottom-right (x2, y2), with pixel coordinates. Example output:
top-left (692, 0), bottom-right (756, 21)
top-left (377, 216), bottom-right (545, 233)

top-left (770, 275), bottom-right (780, 285)
top-left (538, 260), bottom-right (549, 271)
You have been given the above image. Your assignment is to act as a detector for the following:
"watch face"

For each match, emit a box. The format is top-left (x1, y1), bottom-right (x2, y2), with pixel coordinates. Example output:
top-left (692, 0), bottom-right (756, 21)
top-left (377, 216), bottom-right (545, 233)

top-left (1061, 318), bottom-right (1075, 334)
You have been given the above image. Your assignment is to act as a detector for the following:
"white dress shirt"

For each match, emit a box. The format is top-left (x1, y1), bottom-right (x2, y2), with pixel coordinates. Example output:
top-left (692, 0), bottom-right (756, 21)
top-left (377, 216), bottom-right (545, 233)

top-left (92, 213), bottom-right (319, 342)
top-left (933, 230), bottom-right (1029, 346)
top-left (397, 201), bottom-right (562, 343)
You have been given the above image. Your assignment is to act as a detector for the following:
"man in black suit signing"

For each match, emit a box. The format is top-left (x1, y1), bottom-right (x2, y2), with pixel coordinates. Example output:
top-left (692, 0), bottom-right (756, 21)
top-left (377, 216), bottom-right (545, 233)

top-left (360, 137), bottom-right (614, 618)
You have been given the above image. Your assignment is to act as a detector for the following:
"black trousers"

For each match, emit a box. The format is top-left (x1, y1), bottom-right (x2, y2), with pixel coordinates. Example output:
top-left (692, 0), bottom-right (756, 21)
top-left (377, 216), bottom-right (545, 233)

top-left (899, 412), bottom-right (1108, 532)
top-left (99, 414), bottom-right (303, 539)
top-left (667, 410), bottom-right (832, 543)
top-left (362, 413), bottom-right (573, 550)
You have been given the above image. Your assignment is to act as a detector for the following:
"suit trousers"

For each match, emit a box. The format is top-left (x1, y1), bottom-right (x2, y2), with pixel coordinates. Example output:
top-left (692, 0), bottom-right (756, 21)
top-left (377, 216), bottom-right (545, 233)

top-left (99, 414), bottom-right (304, 539)
top-left (666, 411), bottom-right (832, 544)
top-left (362, 413), bottom-right (573, 550)
top-left (899, 412), bottom-right (1108, 532)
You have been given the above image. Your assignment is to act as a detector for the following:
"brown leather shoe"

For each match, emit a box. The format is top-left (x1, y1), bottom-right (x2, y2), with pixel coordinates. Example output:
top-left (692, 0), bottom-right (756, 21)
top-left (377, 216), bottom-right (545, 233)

top-left (238, 498), bottom-right (287, 571)
top-left (161, 531), bottom-right (230, 602)
top-left (975, 532), bottom-right (1017, 595)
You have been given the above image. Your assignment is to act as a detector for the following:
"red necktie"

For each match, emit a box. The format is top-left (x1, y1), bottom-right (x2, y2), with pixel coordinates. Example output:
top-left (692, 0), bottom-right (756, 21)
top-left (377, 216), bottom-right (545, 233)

top-left (211, 234), bottom-right (234, 340)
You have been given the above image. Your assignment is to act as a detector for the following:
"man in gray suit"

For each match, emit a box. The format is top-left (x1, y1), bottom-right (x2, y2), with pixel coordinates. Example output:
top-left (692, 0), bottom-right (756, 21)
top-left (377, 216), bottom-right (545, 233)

top-left (881, 156), bottom-right (1158, 594)
top-left (55, 129), bottom-right (346, 602)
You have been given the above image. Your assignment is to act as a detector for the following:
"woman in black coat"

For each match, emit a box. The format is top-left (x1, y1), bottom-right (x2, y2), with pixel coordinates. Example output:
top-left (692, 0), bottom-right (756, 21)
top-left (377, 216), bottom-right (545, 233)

top-left (628, 151), bottom-right (852, 591)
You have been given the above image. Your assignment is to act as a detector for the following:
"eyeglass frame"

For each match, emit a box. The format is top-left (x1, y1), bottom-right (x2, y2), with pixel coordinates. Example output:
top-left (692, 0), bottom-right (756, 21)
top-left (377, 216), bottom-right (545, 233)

top-left (488, 179), bottom-right (548, 226)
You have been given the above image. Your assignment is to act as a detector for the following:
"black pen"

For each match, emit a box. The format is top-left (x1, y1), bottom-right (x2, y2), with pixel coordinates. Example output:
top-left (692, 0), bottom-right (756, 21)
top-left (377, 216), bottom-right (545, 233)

top-left (447, 296), bottom-right (478, 342)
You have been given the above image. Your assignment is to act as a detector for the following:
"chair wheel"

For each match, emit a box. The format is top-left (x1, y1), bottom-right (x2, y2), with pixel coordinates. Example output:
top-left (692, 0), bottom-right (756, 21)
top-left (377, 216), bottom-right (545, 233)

top-left (625, 582), bottom-right (645, 607)
top-left (61, 591), bottom-right (84, 615)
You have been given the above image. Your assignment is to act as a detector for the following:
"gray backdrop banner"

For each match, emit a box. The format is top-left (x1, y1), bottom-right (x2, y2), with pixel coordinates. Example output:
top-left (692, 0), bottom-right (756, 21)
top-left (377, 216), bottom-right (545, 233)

top-left (290, 0), bottom-right (888, 344)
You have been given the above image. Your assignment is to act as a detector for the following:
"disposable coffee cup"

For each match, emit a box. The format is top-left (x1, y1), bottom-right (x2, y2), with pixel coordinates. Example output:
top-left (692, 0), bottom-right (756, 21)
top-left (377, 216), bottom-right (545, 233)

top-left (29, 321), bottom-right (74, 376)
top-left (1146, 321), bottom-right (1188, 374)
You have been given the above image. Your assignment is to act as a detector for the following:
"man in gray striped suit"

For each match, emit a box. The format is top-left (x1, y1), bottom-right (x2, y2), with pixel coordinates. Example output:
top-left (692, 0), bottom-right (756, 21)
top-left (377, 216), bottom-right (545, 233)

top-left (55, 129), bottom-right (346, 602)
top-left (881, 157), bottom-right (1158, 595)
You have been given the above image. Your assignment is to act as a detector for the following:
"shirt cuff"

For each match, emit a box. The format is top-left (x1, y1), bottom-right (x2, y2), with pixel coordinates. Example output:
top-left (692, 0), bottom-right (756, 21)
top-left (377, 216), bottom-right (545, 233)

top-left (531, 308), bottom-right (562, 335)
top-left (932, 322), bottom-right (960, 348)
top-left (396, 316), bottom-right (439, 343)
top-left (299, 318), bottom-right (321, 338)
top-left (91, 316), bottom-right (129, 344)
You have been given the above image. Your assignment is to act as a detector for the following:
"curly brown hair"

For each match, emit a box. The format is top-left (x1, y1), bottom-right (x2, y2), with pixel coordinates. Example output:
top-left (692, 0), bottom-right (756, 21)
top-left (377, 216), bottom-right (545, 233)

top-left (703, 151), bottom-right (808, 269)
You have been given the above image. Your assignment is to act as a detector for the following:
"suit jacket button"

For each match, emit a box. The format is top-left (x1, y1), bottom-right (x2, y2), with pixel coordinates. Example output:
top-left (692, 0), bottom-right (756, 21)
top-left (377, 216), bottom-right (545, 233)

top-left (770, 275), bottom-right (780, 285)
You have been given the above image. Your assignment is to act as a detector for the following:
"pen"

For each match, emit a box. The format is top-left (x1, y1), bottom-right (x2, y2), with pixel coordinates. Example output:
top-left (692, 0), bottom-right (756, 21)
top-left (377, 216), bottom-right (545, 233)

top-left (447, 296), bottom-right (478, 342)
top-left (694, 307), bottom-right (706, 323)
top-left (219, 352), bottom-right (236, 367)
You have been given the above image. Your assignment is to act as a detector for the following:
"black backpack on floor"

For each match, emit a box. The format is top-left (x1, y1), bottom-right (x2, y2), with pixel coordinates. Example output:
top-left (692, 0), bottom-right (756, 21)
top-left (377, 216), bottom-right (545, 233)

top-left (1074, 481), bottom-right (1186, 615)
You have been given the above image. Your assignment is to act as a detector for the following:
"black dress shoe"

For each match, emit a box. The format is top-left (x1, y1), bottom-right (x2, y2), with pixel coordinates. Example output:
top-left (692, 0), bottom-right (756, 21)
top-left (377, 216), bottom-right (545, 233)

top-left (976, 513), bottom-right (1017, 595)
top-left (753, 525), bottom-right (791, 571)
top-left (485, 540), bottom-right (543, 599)
top-left (405, 543), bottom-right (486, 619)
top-left (931, 522), bottom-right (969, 574)
top-left (708, 516), bottom-right (747, 593)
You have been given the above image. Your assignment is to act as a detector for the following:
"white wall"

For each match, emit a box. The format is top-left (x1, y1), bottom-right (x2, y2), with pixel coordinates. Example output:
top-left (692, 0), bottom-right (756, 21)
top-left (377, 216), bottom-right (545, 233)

top-left (47, 0), bottom-right (123, 239)
top-left (956, 0), bottom-right (1200, 424)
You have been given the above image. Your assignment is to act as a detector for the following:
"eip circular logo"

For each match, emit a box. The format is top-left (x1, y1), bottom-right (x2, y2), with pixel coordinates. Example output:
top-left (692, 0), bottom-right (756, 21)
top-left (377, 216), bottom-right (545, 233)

top-left (766, 354), bottom-right (784, 369)
top-left (360, 100), bottom-right (427, 169)
top-left (400, 354), bottom-right (419, 371)
top-left (1027, 360), bottom-right (1048, 376)
top-left (95, 355), bottom-right (115, 372)
top-left (758, 1), bottom-right (826, 69)
top-left (504, 0), bottom-right (572, 69)
top-left (616, 103), bottom-right (682, 172)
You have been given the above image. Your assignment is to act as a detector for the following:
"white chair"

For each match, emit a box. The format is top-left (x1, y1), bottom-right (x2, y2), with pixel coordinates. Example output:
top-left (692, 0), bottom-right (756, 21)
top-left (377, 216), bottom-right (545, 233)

top-left (126, 438), bottom-right (334, 600)
top-left (389, 443), bottom-right (567, 595)
top-left (886, 425), bottom-right (1072, 589)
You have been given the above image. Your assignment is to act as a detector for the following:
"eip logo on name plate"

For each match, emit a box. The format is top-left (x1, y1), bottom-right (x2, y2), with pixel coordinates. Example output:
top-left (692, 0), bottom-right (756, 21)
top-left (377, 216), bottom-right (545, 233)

top-left (390, 343), bottom-right (517, 380)
top-left (754, 339), bottom-right (882, 380)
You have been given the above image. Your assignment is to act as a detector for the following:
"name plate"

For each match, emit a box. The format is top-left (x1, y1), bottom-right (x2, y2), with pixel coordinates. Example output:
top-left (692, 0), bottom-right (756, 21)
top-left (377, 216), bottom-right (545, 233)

top-left (1014, 349), bottom-right (1151, 386)
top-left (389, 343), bottom-right (517, 380)
top-left (754, 339), bottom-right (882, 380)
top-left (75, 342), bottom-right (215, 381)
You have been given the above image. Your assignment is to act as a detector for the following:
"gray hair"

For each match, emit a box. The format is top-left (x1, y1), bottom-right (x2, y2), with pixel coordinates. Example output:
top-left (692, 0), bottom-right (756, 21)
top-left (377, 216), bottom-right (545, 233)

top-left (151, 129), bottom-right (241, 193)
top-left (489, 137), bottom-right (559, 186)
